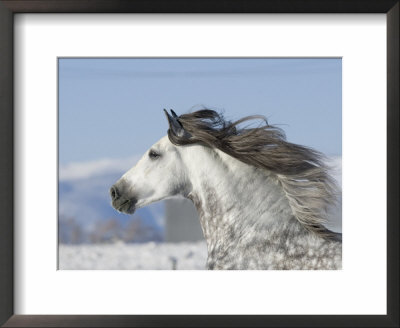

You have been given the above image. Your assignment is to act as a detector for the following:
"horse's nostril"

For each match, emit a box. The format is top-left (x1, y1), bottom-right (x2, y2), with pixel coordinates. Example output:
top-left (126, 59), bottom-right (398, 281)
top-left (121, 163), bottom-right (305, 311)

top-left (110, 186), bottom-right (120, 201)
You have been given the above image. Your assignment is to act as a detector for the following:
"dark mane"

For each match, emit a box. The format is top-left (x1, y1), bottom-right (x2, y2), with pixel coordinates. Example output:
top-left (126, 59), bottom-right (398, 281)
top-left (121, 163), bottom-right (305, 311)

top-left (167, 109), bottom-right (340, 240)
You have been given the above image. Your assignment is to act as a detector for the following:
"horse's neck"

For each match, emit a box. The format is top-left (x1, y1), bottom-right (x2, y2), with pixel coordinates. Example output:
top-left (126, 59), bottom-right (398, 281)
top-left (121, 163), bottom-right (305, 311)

top-left (185, 148), bottom-right (307, 253)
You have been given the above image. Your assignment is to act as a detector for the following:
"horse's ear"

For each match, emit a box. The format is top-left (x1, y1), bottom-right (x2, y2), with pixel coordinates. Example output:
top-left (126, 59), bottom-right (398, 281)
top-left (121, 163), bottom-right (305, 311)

top-left (163, 109), bottom-right (189, 138)
top-left (170, 109), bottom-right (178, 118)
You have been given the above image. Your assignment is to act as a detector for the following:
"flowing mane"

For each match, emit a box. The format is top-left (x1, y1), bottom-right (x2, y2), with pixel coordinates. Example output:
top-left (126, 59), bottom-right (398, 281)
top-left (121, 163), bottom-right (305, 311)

top-left (167, 109), bottom-right (340, 239)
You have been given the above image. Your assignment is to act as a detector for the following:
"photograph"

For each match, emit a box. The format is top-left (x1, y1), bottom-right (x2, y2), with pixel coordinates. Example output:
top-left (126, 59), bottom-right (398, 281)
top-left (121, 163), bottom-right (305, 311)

top-left (58, 58), bottom-right (342, 270)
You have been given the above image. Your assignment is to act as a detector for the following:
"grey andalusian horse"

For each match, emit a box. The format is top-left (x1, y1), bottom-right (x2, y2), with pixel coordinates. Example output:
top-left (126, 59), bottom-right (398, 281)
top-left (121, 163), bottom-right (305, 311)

top-left (111, 109), bottom-right (342, 270)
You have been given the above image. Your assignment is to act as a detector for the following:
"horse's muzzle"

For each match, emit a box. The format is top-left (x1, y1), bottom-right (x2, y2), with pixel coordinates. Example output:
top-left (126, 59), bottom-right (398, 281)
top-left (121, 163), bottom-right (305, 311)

top-left (110, 184), bottom-right (137, 214)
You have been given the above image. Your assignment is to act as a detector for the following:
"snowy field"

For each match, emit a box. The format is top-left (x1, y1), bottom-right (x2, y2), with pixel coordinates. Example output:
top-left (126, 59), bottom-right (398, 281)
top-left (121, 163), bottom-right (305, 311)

top-left (59, 241), bottom-right (208, 270)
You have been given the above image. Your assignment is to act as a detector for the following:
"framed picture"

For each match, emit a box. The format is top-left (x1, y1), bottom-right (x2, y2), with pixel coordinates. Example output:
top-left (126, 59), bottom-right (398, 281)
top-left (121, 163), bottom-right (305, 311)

top-left (0, 1), bottom-right (398, 327)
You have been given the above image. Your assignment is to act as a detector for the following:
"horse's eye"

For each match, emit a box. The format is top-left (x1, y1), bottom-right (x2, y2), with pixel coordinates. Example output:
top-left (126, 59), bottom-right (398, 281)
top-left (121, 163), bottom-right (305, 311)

top-left (149, 150), bottom-right (161, 159)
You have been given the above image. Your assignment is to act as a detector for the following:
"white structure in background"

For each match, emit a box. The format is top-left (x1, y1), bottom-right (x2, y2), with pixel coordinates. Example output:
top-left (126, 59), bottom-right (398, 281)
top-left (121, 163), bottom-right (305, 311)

top-left (165, 198), bottom-right (204, 242)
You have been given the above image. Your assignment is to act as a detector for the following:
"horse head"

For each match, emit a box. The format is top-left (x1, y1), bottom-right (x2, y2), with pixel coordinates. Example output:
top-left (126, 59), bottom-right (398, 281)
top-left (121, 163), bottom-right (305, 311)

top-left (110, 110), bottom-right (191, 214)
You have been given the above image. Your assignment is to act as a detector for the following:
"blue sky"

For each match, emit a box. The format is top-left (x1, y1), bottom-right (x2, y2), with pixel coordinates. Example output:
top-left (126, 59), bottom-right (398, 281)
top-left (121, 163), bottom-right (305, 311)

top-left (59, 58), bottom-right (341, 165)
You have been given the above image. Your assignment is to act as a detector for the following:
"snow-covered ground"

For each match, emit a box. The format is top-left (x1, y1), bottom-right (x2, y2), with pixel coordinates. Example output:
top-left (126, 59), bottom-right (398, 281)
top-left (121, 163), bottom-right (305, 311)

top-left (59, 241), bottom-right (208, 270)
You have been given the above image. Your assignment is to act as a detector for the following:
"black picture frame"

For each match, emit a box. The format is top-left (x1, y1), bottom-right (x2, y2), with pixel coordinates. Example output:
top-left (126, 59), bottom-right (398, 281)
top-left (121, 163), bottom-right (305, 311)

top-left (0, 1), bottom-right (398, 327)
